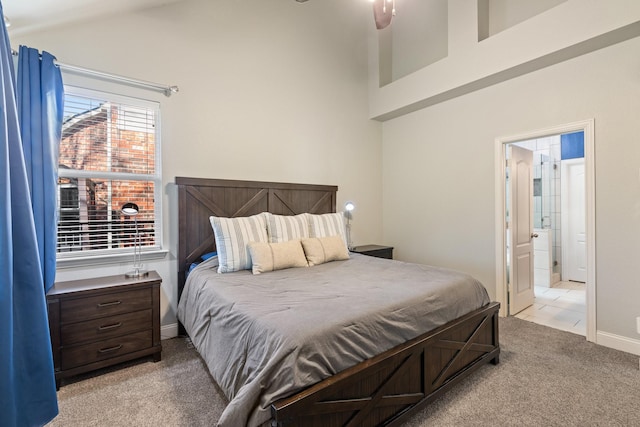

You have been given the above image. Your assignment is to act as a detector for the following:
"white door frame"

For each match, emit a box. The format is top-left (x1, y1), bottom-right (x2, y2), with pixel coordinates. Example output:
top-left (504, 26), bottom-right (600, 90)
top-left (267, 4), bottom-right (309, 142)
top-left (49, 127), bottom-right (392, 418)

top-left (494, 119), bottom-right (596, 342)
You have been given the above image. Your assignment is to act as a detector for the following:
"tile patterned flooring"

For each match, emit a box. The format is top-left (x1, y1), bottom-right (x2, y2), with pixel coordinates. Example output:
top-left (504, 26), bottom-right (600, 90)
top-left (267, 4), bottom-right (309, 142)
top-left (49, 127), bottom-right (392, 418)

top-left (514, 281), bottom-right (586, 336)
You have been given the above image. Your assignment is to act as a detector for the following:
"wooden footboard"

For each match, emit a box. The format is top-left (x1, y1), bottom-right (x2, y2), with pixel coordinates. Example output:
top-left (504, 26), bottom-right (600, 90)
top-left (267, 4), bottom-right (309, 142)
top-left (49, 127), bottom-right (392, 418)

top-left (271, 301), bottom-right (500, 427)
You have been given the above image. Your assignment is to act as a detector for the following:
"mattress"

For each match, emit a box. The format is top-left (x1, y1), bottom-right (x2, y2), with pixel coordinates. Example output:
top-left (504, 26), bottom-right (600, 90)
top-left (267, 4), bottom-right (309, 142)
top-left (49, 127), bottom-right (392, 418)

top-left (177, 253), bottom-right (490, 427)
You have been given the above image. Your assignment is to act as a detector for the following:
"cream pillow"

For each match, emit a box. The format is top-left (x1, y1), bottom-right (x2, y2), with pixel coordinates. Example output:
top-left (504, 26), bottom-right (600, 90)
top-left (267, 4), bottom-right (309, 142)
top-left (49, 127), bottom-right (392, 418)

top-left (209, 214), bottom-right (268, 273)
top-left (301, 235), bottom-right (350, 266)
top-left (247, 239), bottom-right (309, 274)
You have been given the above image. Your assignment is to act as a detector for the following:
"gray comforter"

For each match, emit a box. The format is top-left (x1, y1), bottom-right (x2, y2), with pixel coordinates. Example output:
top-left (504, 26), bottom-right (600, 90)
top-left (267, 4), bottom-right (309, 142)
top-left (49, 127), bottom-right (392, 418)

top-left (177, 254), bottom-right (490, 427)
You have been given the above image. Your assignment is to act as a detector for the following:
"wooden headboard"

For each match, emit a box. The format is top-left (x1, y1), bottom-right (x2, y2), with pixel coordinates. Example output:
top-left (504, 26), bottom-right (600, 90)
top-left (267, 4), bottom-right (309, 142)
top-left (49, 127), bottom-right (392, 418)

top-left (176, 177), bottom-right (338, 303)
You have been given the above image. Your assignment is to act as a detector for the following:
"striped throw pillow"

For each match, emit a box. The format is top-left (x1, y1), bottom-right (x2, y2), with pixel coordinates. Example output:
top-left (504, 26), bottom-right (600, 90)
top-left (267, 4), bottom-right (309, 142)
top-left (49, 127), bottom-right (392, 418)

top-left (209, 214), bottom-right (268, 273)
top-left (306, 212), bottom-right (347, 246)
top-left (265, 213), bottom-right (310, 243)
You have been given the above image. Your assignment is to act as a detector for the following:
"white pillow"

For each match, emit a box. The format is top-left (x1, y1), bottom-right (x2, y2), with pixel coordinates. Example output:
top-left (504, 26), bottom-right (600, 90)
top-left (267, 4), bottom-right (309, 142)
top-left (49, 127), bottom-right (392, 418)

top-left (265, 213), bottom-right (310, 243)
top-left (301, 236), bottom-right (350, 266)
top-left (209, 214), bottom-right (268, 273)
top-left (306, 212), bottom-right (347, 246)
top-left (247, 240), bottom-right (308, 274)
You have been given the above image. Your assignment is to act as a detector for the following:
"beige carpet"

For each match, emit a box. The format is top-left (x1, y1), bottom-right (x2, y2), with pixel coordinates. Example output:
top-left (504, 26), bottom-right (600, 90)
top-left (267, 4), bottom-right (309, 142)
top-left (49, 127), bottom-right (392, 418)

top-left (47, 317), bottom-right (640, 426)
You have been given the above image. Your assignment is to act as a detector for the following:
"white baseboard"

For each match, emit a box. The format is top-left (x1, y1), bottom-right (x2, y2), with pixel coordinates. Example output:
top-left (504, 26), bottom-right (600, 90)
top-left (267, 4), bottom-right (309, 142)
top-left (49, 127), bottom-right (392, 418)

top-left (161, 323), bottom-right (179, 340)
top-left (596, 330), bottom-right (640, 356)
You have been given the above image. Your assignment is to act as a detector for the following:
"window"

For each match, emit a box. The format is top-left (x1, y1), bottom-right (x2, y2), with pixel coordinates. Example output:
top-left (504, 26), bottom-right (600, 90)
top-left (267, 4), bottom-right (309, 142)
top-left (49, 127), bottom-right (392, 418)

top-left (57, 87), bottom-right (162, 260)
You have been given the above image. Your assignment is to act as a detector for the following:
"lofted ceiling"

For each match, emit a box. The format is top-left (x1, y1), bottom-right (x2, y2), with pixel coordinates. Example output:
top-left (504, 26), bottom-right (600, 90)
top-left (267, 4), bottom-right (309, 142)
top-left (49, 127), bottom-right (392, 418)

top-left (2, 0), bottom-right (186, 36)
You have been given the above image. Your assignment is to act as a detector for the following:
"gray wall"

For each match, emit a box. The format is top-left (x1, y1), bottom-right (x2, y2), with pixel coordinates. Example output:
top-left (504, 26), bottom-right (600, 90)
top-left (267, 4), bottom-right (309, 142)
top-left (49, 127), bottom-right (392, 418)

top-left (11, 0), bottom-right (383, 332)
top-left (371, 0), bottom-right (640, 353)
top-left (11, 0), bottom-right (640, 351)
top-left (381, 35), bottom-right (640, 344)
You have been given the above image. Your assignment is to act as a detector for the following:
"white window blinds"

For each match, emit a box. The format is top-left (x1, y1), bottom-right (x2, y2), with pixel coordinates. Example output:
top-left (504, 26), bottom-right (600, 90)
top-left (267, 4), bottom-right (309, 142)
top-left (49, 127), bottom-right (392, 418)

top-left (57, 88), bottom-right (161, 257)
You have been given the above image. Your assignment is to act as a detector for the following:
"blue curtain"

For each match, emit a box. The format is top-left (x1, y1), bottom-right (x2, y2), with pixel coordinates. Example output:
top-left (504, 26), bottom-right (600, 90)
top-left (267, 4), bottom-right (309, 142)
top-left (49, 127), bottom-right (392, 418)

top-left (17, 46), bottom-right (64, 292)
top-left (0, 1), bottom-right (62, 425)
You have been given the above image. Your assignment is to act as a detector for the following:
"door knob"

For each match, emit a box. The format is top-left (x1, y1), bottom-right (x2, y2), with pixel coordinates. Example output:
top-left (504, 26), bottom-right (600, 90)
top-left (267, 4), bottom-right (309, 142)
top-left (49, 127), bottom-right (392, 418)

top-left (531, 233), bottom-right (539, 238)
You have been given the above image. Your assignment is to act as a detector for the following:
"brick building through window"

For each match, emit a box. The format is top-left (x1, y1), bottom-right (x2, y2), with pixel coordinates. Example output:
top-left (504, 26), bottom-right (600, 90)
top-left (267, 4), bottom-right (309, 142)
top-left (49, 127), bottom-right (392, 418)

top-left (58, 91), bottom-right (159, 255)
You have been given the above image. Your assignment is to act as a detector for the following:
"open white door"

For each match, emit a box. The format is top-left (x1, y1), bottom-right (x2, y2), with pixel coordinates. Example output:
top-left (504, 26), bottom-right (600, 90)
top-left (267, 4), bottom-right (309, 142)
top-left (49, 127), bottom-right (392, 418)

top-left (508, 145), bottom-right (535, 315)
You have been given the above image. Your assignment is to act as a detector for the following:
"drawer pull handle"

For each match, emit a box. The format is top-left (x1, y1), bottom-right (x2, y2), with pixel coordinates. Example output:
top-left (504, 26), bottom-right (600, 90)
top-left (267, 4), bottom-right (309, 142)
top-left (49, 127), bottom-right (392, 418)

top-left (97, 300), bottom-right (122, 308)
top-left (98, 322), bottom-right (122, 331)
top-left (98, 344), bottom-right (123, 354)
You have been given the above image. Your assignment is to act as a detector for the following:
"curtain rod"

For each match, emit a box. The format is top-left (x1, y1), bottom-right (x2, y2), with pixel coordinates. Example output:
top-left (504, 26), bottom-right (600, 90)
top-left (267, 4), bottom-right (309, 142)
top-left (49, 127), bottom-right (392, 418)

top-left (11, 49), bottom-right (179, 97)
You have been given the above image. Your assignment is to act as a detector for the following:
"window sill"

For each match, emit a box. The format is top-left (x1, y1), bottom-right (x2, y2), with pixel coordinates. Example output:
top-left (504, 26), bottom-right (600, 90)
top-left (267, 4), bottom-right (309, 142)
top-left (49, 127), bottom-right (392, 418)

top-left (56, 249), bottom-right (168, 269)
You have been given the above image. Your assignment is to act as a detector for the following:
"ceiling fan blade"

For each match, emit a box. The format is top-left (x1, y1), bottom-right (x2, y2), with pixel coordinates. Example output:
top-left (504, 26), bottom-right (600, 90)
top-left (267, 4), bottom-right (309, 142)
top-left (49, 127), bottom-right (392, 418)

top-left (373, 0), bottom-right (393, 30)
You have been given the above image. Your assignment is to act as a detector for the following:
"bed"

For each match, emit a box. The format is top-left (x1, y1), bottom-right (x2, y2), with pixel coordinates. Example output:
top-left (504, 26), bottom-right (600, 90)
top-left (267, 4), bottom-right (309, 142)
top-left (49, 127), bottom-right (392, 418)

top-left (176, 177), bottom-right (500, 427)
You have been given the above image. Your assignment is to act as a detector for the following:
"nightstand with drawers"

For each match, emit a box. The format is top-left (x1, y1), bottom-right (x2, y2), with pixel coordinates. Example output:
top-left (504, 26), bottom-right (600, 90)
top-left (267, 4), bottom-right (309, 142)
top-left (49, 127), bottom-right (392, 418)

top-left (46, 271), bottom-right (162, 388)
top-left (350, 244), bottom-right (394, 260)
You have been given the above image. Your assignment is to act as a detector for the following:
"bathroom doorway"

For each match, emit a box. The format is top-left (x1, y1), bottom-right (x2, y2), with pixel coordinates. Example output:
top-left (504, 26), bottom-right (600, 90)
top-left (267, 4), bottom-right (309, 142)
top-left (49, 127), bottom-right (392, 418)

top-left (494, 120), bottom-right (595, 341)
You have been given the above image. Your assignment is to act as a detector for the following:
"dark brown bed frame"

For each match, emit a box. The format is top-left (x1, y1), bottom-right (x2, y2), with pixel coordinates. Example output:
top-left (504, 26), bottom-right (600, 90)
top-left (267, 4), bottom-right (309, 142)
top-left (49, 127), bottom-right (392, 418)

top-left (176, 177), bottom-right (500, 427)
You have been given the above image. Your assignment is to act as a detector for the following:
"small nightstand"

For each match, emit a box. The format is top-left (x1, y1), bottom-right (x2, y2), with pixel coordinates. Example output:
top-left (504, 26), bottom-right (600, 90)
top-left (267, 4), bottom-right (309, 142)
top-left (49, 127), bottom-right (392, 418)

top-left (46, 271), bottom-right (162, 388)
top-left (350, 244), bottom-right (394, 260)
